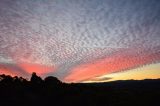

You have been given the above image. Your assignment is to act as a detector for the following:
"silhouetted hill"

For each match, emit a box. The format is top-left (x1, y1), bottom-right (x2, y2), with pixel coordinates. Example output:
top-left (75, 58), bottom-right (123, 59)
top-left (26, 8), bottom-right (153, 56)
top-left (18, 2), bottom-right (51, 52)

top-left (0, 73), bottom-right (160, 106)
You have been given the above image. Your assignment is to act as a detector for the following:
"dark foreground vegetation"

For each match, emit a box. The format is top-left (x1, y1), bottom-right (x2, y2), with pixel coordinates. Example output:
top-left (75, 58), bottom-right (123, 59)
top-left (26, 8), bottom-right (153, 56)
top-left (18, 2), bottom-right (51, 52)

top-left (0, 73), bottom-right (160, 106)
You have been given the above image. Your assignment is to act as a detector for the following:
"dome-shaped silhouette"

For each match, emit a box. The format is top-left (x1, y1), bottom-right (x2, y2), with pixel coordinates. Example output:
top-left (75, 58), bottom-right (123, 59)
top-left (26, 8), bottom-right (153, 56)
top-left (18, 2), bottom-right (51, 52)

top-left (44, 76), bottom-right (61, 85)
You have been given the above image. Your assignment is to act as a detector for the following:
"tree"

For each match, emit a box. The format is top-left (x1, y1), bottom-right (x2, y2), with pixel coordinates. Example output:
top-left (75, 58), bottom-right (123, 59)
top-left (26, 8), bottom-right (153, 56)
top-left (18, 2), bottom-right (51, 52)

top-left (44, 76), bottom-right (61, 85)
top-left (30, 72), bottom-right (43, 84)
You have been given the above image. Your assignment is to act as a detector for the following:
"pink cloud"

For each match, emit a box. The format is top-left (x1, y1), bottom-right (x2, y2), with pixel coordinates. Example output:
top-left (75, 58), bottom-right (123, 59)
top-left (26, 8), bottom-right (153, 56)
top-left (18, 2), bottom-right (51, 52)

top-left (64, 47), bottom-right (160, 82)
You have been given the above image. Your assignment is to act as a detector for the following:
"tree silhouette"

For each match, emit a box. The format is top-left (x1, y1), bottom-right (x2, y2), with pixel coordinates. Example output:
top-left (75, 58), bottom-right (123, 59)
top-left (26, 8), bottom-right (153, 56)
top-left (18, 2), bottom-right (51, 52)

top-left (0, 73), bottom-right (159, 106)
top-left (0, 74), bottom-right (13, 84)
top-left (44, 76), bottom-right (61, 85)
top-left (30, 72), bottom-right (43, 84)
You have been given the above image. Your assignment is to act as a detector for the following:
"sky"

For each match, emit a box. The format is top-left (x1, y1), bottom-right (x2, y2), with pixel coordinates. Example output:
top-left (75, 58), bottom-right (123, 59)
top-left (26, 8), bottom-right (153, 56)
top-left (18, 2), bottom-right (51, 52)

top-left (0, 0), bottom-right (160, 83)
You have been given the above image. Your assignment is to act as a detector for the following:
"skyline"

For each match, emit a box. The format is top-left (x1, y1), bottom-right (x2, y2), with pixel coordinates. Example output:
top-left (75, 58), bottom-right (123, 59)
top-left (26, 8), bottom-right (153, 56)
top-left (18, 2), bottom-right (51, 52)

top-left (0, 0), bottom-right (160, 82)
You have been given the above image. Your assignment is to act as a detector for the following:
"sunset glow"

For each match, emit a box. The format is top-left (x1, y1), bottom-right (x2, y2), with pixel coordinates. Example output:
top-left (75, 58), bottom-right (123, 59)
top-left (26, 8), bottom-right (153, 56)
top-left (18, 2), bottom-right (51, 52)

top-left (65, 47), bottom-right (160, 82)
top-left (0, 0), bottom-right (160, 82)
top-left (83, 63), bottom-right (160, 83)
top-left (18, 63), bottom-right (55, 76)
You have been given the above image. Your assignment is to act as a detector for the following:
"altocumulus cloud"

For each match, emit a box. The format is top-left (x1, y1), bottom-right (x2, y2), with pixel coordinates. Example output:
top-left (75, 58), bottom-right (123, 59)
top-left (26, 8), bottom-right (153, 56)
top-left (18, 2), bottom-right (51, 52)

top-left (0, 0), bottom-right (160, 82)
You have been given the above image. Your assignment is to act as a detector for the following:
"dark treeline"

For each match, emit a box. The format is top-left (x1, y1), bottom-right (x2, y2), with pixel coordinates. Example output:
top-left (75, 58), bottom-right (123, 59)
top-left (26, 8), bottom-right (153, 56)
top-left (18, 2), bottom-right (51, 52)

top-left (0, 72), bottom-right (160, 106)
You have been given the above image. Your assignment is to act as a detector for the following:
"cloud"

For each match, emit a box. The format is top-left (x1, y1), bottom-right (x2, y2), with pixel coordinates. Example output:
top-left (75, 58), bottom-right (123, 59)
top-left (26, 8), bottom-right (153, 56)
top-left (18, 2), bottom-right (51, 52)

top-left (0, 0), bottom-right (160, 82)
top-left (0, 62), bottom-right (56, 78)
top-left (17, 63), bottom-right (55, 76)
top-left (0, 63), bottom-right (29, 77)
top-left (83, 77), bottom-right (112, 83)
top-left (64, 46), bottom-right (160, 82)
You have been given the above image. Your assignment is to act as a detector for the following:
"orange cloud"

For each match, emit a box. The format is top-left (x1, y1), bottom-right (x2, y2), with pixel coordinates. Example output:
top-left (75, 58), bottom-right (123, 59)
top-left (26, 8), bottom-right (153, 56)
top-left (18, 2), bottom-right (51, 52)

top-left (0, 64), bottom-right (20, 77)
top-left (17, 63), bottom-right (55, 76)
top-left (0, 62), bottom-right (55, 78)
top-left (64, 48), bottom-right (160, 83)
top-left (1, 44), bottom-right (55, 77)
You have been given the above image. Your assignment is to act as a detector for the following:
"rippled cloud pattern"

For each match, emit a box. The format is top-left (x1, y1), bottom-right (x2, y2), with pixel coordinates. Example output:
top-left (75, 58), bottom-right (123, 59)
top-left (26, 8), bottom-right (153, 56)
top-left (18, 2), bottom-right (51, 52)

top-left (0, 0), bottom-right (160, 82)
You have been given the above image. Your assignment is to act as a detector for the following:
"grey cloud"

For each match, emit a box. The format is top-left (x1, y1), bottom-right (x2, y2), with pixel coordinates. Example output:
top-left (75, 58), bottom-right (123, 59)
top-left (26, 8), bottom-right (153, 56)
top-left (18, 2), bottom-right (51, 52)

top-left (0, 0), bottom-right (160, 79)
